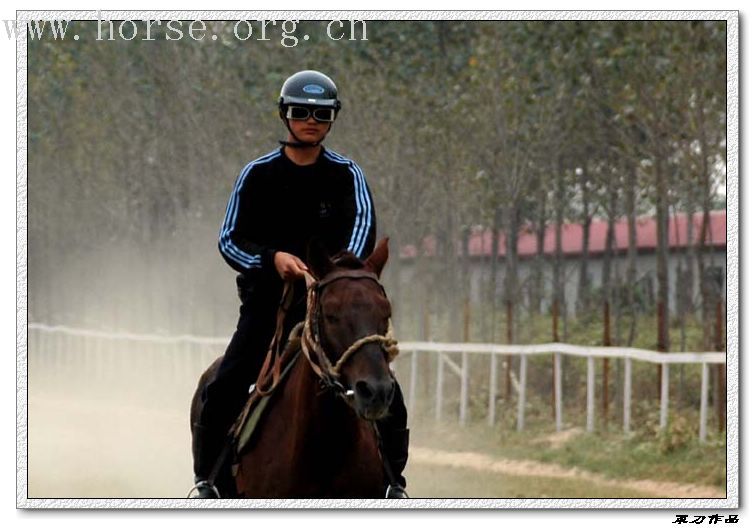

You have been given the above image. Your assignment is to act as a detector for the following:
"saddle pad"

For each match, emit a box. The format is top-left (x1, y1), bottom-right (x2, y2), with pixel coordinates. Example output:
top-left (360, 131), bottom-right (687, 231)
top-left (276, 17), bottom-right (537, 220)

top-left (234, 350), bottom-right (300, 455)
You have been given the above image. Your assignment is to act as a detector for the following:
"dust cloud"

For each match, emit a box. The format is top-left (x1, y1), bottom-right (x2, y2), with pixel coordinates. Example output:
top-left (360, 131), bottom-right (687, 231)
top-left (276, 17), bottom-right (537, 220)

top-left (28, 359), bottom-right (204, 498)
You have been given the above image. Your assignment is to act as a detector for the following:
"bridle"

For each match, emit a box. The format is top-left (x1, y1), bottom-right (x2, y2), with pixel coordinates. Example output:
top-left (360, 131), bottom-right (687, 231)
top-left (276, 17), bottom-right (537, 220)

top-left (253, 269), bottom-right (399, 400)
top-left (300, 269), bottom-right (399, 398)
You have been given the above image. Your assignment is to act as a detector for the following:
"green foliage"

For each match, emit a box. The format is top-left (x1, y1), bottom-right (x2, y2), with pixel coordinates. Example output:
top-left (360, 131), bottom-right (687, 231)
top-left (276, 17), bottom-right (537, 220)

top-left (632, 401), bottom-right (688, 454)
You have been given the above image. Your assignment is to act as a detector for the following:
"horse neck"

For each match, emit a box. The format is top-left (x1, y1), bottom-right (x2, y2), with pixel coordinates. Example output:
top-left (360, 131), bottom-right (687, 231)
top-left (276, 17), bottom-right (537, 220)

top-left (289, 355), bottom-right (369, 449)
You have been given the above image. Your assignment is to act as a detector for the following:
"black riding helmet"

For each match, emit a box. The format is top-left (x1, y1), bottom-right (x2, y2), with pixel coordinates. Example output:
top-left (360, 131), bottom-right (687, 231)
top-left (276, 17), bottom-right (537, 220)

top-left (278, 70), bottom-right (341, 148)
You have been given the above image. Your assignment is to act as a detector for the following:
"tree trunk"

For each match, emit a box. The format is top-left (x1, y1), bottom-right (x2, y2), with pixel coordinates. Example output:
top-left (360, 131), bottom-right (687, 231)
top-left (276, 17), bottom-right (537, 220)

top-left (601, 182), bottom-right (617, 308)
top-left (655, 147), bottom-right (670, 407)
top-left (625, 164), bottom-right (639, 346)
top-left (504, 205), bottom-right (520, 343)
top-left (489, 206), bottom-right (503, 342)
top-left (415, 235), bottom-right (429, 341)
top-left (696, 94), bottom-right (714, 350)
top-left (578, 165), bottom-right (592, 313)
top-left (553, 158), bottom-right (566, 339)
top-left (443, 228), bottom-right (460, 342)
top-left (386, 232), bottom-right (403, 337)
top-left (531, 190), bottom-right (547, 315)
top-left (601, 176), bottom-right (618, 425)
top-left (460, 226), bottom-right (471, 340)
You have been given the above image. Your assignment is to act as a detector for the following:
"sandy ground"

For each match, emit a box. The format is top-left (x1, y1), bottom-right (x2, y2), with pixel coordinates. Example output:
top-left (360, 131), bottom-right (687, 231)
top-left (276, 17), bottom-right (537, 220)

top-left (24, 391), bottom-right (723, 500)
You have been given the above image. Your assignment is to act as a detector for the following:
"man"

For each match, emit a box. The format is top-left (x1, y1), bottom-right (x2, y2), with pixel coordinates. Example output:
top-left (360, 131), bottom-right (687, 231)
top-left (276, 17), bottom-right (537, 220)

top-left (191, 70), bottom-right (409, 498)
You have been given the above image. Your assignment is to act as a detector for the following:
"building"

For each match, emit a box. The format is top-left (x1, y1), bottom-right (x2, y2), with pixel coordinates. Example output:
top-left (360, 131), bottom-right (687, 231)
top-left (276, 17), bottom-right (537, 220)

top-left (399, 211), bottom-right (726, 317)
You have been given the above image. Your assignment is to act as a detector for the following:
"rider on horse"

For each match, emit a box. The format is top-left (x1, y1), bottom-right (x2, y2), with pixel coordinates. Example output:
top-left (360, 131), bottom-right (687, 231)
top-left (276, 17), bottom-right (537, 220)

top-left (191, 70), bottom-right (410, 498)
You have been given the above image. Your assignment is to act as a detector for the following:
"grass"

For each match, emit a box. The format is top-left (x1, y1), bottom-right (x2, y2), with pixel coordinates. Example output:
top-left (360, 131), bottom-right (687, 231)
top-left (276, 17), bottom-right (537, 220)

top-left (410, 417), bottom-right (727, 489)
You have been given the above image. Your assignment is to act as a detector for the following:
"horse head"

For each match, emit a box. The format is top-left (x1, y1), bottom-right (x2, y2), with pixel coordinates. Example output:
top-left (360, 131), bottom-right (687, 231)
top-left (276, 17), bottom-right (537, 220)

top-left (306, 237), bottom-right (396, 421)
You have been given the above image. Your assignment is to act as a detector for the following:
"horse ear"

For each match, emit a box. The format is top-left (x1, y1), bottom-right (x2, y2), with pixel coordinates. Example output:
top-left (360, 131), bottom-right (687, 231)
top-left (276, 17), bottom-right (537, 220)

top-left (364, 237), bottom-right (389, 278)
top-left (307, 238), bottom-right (335, 279)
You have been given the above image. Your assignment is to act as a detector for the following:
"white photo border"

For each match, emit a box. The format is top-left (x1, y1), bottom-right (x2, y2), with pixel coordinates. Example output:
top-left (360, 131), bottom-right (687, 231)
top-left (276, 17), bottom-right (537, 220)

top-left (15, 9), bottom-right (739, 510)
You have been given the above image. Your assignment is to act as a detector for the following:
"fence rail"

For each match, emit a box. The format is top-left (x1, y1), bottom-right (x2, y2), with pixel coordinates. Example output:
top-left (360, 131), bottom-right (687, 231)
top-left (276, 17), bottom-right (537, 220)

top-left (397, 342), bottom-right (724, 442)
top-left (27, 323), bottom-right (227, 345)
top-left (25, 323), bottom-right (725, 441)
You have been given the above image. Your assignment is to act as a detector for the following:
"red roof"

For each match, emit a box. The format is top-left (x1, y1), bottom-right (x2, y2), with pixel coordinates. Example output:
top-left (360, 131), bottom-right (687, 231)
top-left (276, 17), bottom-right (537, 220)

top-left (400, 211), bottom-right (726, 259)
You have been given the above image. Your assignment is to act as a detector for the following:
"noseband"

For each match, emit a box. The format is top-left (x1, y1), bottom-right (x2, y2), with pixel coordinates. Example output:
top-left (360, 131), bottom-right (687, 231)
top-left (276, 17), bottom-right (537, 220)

top-left (300, 270), bottom-right (399, 397)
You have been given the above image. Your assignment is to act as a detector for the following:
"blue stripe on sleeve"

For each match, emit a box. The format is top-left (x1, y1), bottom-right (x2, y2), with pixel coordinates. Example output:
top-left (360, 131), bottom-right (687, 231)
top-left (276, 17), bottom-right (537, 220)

top-left (323, 150), bottom-right (373, 258)
top-left (219, 150), bottom-right (281, 268)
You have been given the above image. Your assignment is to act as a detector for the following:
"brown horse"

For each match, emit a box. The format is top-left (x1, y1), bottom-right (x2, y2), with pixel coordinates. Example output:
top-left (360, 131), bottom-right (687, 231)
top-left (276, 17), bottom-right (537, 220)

top-left (192, 238), bottom-right (399, 498)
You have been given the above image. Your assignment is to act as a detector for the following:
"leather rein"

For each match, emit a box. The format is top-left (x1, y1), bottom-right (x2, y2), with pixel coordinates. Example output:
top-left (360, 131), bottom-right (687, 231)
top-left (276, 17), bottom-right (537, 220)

top-left (254, 269), bottom-right (399, 399)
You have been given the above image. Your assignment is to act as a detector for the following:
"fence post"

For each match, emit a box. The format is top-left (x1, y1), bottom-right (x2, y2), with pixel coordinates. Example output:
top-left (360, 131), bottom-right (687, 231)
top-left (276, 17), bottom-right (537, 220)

top-left (554, 352), bottom-right (562, 432)
top-left (699, 363), bottom-right (709, 443)
top-left (435, 352), bottom-right (444, 422)
top-left (660, 363), bottom-right (670, 430)
top-left (460, 352), bottom-right (469, 425)
top-left (623, 357), bottom-right (632, 435)
top-left (488, 352), bottom-right (498, 426)
top-left (516, 355), bottom-right (527, 432)
top-left (586, 356), bottom-right (595, 433)
top-left (409, 350), bottom-right (418, 420)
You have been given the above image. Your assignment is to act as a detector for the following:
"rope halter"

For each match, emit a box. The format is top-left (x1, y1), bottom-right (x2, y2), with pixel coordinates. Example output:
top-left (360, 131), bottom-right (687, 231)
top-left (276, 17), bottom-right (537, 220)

top-left (299, 270), bottom-right (399, 396)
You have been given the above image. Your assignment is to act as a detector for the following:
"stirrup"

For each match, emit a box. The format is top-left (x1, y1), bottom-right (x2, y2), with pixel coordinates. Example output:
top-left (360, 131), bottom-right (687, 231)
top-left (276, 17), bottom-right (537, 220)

top-left (385, 484), bottom-right (409, 499)
top-left (187, 480), bottom-right (221, 499)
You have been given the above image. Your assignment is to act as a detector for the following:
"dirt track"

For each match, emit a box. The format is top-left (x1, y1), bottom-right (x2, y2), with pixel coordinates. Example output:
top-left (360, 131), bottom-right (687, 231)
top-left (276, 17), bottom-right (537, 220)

top-left (26, 390), bottom-right (724, 499)
top-left (410, 447), bottom-right (724, 499)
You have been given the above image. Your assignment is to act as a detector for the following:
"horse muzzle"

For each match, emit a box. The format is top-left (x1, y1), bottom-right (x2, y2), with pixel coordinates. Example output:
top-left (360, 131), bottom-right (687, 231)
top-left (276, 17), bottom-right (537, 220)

top-left (351, 376), bottom-right (395, 421)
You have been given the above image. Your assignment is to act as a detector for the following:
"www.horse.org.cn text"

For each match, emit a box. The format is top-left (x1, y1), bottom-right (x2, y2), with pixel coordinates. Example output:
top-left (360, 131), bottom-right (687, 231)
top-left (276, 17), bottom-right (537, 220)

top-left (5, 17), bottom-right (370, 47)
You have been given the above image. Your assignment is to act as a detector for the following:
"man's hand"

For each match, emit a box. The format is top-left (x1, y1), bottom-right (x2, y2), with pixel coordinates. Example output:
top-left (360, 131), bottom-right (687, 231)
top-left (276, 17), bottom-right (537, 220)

top-left (274, 251), bottom-right (309, 280)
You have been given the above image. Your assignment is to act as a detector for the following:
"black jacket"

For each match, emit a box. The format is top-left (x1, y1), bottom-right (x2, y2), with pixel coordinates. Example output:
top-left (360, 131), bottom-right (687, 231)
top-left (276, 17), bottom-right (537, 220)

top-left (218, 146), bottom-right (377, 285)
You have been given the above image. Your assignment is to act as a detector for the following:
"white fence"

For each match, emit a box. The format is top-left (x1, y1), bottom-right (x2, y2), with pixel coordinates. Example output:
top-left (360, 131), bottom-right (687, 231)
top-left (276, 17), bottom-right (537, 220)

top-left (26, 323), bottom-right (725, 441)
top-left (396, 342), bottom-right (725, 442)
top-left (25, 323), bottom-right (225, 403)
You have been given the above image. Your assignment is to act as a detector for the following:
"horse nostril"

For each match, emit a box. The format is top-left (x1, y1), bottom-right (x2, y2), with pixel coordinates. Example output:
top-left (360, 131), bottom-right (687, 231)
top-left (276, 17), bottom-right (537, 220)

top-left (355, 380), bottom-right (374, 401)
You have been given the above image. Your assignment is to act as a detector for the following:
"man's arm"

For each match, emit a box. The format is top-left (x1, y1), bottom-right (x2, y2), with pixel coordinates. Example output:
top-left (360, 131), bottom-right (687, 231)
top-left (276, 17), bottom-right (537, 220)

top-left (218, 157), bottom-right (278, 275)
top-left (342, 159), bottom-right (377, 259)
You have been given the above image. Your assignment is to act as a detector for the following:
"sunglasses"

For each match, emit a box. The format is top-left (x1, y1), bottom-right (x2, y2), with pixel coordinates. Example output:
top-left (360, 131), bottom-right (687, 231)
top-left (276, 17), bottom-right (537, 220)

top-left (285, 105), bottom-right (337, 123)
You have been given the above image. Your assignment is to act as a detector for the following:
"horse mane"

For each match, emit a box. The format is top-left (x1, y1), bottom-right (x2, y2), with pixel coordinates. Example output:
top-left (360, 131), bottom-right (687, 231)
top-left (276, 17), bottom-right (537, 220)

top-left (331, 250), bottom-right (364, 270)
